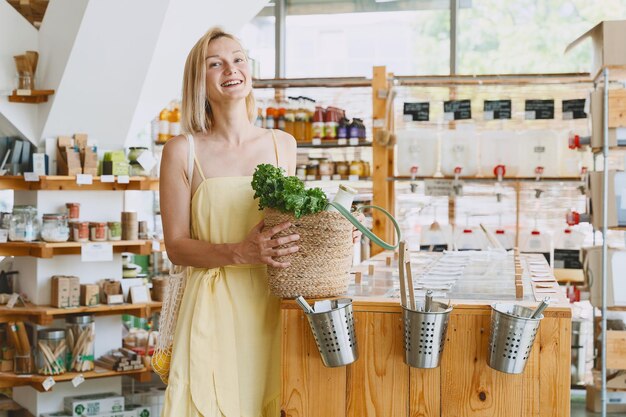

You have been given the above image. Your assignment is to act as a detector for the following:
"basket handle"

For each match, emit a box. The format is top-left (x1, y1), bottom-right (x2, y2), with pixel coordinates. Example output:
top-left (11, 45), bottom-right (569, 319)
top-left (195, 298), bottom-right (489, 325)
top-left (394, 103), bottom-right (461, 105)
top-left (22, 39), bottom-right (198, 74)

top-left (327, 202), bottom-right (401, 250)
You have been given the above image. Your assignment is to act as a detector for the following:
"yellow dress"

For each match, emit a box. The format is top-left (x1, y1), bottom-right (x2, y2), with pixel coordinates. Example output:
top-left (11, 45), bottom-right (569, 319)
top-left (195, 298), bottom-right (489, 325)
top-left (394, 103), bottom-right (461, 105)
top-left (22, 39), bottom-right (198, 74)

top-left (162, 134), bottom-right (282, 417)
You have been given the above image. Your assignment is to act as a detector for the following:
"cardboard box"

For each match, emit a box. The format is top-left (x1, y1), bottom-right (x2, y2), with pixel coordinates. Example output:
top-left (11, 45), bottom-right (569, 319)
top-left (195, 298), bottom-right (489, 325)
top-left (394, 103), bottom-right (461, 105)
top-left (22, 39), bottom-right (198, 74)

top-left (566, 20), bottom-right (626, 78)
top-left (588, 170), bottom-right (621, 228)
top-left (51, 276), bottom-right (70, 308)
top-left (69, 276), bottom-right (80, 307)
top-left (81, 284), bottom-right (100, 306)
top-left (590, 88), bottom-right (626, 148)
top-left (56, 136), bottom-right (82, 176)
top-left (64, 392), bottom-right (124, 416)
top-left (125, 404), bottom-right (151, 417)
top-left (586, 385), bottom-right (626, 413)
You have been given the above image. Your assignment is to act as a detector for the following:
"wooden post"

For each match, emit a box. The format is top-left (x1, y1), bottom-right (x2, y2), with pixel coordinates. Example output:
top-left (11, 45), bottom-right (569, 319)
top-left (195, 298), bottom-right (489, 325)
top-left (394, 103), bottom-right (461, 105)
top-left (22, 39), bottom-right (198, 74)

top-left (515, 181), bottom-right (521, 247)
top-left (371, 66), bottom-right (394, 256)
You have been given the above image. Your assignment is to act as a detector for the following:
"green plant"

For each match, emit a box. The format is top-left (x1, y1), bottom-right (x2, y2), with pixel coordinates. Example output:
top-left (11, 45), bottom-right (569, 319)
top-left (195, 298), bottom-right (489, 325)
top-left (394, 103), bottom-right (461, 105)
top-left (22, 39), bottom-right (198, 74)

top-left (251, 164), bottom-right (328, 218)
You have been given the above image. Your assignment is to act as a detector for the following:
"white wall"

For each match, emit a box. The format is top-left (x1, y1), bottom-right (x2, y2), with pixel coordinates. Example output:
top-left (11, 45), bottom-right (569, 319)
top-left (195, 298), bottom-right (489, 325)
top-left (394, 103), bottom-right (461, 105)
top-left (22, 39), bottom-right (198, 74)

top-left (0, 1), bottom-right (39, 141)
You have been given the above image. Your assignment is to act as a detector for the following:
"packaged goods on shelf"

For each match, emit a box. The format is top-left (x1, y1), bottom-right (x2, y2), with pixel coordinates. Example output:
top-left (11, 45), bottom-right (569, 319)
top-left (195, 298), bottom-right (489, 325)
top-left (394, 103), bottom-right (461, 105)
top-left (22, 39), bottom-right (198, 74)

top-left (56, 136), bottom-right (82, 176)
top-left (102, 151), bottom-right (129, 176)
top-left (51, 276), bottom-right (80, 308)
top-left (66, 315), bottom-right (95, 372)
top-left (98, 279), bottom-right (123, 305)
top-left (63, 392), bottom-right (125, 417)
top-left (80, 284), bottom-right (100, 306)
top-left (95, 348), bottom-right (145, 372)
top-left (36, 328), bottom-right (66, 375)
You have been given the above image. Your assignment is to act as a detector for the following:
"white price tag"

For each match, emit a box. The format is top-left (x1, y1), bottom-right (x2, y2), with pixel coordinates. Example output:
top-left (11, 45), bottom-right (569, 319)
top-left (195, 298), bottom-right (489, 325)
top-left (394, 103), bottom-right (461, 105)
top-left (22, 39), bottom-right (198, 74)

top-left (483, 111), bottom-right (494, 121)
top-left (81, 243), bottom-right (113, 262)
top-left (0, 229), bottom-right (7, 243)
top-left (373, 119), bottom-right (385, 128)
top-left (6, 293), bottom-right (19, 309)
top-left (136, 151), bottom-right (157, 172)
top-left (349, 138), bottom-right (359, 146)
top-left (24, 172), bottom-right (40, 182)
top-left (321, 175), bottom-right (331, 181)
top-left (337, 138), bottom-right (347, 145)
top-left (562, 111), bottom-right (573, 120)
top-left (100, 175), bottom-right (115, 183)
top-left (348, 175), bottom-right (359, 181)
top-left (403, 114), bottom-right (413, 122)
top-left (71, 374), bottom-right (85, 387)
top-left (76, 174), bottom-right (93, 185)
top-left (444, 112), bottom-right (455, 121)
top-left (332, 174), bottom-right (342, 180)
top-left (117, 175), bottom-right (130, 184)
top-left (16, 89), bottom-right (31, 96)
top-left (525, 111), bottom-right (536, 120)
top-left (312, 138), bottom-right (322, 146)
top-left (305, 175), bottom-right (317, 181)
top-left (42, 376), bottom-right (56, 391)
top-left (152, 239), bottom-right (161, 252)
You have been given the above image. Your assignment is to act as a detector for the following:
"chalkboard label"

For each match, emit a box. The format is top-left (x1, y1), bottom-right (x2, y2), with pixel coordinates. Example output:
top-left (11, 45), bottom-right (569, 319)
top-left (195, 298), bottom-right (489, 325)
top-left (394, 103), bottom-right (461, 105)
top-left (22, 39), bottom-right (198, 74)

top-left (484, 100), bottom-right (512, 120)
top-left (525, 100), bottom-right (555, 120)
top-left (562, 99), bottom-right (587, 120)
top-left (443, 100), bottom-right (471, 121)
top-left (420, 244), bottom-right (448, 252)
top-left (403, 102), bottom-right (429, 122)
top-left (554, 249), bottom-right (582, 269)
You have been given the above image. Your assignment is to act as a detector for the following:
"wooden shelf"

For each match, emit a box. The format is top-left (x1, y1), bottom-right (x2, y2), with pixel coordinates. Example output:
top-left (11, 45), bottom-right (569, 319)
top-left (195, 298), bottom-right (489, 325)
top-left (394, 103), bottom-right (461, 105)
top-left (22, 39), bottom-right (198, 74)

top-left (7, 90), bottom-right (55, 103)
top-left (303, 176), bottom-right (371, 182)
top-left (0, 175), bottom-right (159, 191)
top-left (0, 240), bottom-right (152, 258)
top-left (388, 175), bottom-right (582, 182)
top-left (0, 367), bottom-right (151, 392)
top-left (0, 302), bottom-right (161, 325)
top-left (593, 65), bottom-right (626, 83)
top-left (297, 139), bottom-right (372, 148)
top-left (609, 226), bottom-right (626, 231)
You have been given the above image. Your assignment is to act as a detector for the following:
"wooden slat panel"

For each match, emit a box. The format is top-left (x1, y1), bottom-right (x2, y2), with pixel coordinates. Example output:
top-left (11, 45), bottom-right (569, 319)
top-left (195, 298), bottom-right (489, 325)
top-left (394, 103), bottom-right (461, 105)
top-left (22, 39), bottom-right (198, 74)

top-left (347, 311), bottom-right (408, 417)
top-left (409, 367), bottom-right (440, 417)
top-left (521, 334), bottom-right (540, 417)
top-left (441, 312), bottom-right (524, 417)
top-left (281, 309), bottom-right (346, 417)
top-left (538, 316), bottom-right (571, 417)
top-left (606, 330), bottom-right (626, 370)
top-left (608, 89), bottom-right (626, 128)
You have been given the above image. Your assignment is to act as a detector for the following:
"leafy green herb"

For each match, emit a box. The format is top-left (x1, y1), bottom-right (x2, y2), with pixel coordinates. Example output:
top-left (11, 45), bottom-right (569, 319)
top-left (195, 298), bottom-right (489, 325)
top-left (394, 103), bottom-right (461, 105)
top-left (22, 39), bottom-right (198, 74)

top-left (251, 164), bottom-right (328, 218)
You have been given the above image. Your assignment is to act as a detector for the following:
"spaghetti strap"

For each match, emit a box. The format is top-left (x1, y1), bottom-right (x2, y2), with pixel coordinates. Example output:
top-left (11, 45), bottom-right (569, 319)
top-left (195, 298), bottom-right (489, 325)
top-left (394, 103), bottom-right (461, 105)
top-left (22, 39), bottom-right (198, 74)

top-left (193, 154), bottom-right (207, 182)
top-left (271, 129), bottom-right (279, 167)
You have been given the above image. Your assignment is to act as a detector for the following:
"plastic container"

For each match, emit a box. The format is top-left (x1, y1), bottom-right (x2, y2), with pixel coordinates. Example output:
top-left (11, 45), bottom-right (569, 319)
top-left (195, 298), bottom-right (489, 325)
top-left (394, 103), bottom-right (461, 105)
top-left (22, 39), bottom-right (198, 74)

top-left (36, 328), bottom-right (66, 375)
top-left (420, 223), bottom-right (453, 252)
top-left (479, 131), bottom-right (521, 179)
top-left (66, 315), bottom-right (95, 372)
top-left (9, 205), bottom-right (39, 242)
top-left (519, 229), bottom-right (553, 265)
top-left (553, 228), bottom-right (585, 271)
top-left (396, 129), bottom-right (439, 177)
top-left (492, 228), bottom-right (515, 250)
top-left (441, 128), bottom-right (479, 177)
top-left (517, 130), bottom-right (560, 178)
top-left (454, 227), bottom-right (488, 251)
top-left (41, 214), bottom-right (70, 242)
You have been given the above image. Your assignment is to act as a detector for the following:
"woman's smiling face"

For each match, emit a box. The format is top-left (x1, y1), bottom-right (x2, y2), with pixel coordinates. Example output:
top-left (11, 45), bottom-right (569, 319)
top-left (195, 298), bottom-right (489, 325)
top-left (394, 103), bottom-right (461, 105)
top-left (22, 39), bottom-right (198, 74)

top-left (205, 36), bottom-right (252, 103)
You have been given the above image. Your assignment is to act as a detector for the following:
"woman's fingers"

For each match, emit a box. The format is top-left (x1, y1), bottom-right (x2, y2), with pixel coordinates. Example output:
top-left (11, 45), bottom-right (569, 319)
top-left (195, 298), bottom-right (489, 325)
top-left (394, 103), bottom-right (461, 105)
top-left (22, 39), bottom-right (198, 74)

top-left (266, 245), bottom-right (300, 257)
top-left (266, 234), bottom-right (300, 248)
top-left (262, 221), bottom-right (293, 239)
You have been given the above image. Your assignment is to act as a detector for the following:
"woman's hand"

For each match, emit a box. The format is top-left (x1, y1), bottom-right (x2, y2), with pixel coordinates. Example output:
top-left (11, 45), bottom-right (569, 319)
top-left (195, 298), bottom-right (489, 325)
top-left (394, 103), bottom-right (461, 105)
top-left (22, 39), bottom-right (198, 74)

top-left (235, 220), bottom-right (300, 268)
top-left (352, 212), bottom-right (365, 244)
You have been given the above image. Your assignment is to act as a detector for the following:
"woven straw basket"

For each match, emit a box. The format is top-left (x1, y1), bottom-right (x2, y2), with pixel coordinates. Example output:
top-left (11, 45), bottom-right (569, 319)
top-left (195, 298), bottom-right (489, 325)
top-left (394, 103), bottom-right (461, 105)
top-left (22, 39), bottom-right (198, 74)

top-left (263, 208), bottom-right (355, 298)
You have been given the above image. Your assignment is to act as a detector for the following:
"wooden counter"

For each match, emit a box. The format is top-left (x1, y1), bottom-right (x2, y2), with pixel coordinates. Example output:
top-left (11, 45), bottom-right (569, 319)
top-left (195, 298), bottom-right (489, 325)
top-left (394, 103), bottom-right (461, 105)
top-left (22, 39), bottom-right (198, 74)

top-left (280, 251), bottom-right (571, 417)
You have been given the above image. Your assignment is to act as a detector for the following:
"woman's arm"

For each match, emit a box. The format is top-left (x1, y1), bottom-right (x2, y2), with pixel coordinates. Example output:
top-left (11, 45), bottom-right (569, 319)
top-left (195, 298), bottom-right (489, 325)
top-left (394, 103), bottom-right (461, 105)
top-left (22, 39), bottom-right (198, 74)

top-left (159, 136), bottom-right (299, 269)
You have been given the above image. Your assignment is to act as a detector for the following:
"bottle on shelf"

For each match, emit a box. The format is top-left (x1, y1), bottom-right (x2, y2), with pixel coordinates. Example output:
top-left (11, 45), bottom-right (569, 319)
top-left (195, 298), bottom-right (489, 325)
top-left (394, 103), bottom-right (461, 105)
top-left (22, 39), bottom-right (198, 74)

top-left (157, 107), bottom-right (171, 144)
top-left (255, 107), bottom-right (264, 128)
top-left (294, 98), bottom-right (306, 141)
top-left (303, 97), bottom-right (315, 142)
top-left (266, 106), bottom-right (276, 129)
top-left (324, 107), bottom-right (338, 141)
top-left (168, 102), bottom-right (181, 139)
top-left (312, 106), bottom-right (325, 140)
top-left (284, 100), bottom-right (295, 136)
top-left (277, 106), bottom-right (287, 131)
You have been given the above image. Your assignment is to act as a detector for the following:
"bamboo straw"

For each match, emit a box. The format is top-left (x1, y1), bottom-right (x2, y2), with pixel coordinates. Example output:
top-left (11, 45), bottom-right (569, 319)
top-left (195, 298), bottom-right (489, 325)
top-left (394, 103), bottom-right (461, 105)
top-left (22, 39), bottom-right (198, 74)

top-left (404, 244), bottom-right (416, 310)
top-left (398, 241), bottom-right (407, 308)
top-left (7, 322), bottom-right (21, 355)
top-left (15, 322), bottom-right (30, 354)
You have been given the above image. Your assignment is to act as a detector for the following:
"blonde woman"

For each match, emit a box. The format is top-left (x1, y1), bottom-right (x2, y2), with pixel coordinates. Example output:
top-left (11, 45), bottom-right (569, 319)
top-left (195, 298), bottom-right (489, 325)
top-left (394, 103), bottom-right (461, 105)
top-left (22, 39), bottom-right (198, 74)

top-left (159, 28), bottom-right (300, 416)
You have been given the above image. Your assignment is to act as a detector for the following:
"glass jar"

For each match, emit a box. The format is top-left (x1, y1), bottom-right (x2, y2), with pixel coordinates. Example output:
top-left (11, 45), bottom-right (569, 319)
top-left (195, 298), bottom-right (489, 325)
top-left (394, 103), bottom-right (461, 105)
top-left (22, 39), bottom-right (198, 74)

top-left (362, 161), bottom-right (371, 178)
top-left (73, 221), bottom-right (90, 242)
top-left (296, 164), bottom-right (307, 179)
top-left (306, 161), bottom-right (320, 178)
top-left (66, 315), bottom-right (95, 372)
top-left (335, 161), bottom-right (350, 177)
top-left (127, 147), bottom-right (149, 163)
top-left (9, 205), bottom-right (39, 242)
top-left (36, 328), bottom-right (66, 375)
top-left (65, 203), bottom-right (80, 221)
top-left (41, 214), bottom-right (70, 243)
top-left (350, 160), bottom-right (364, 177)
top-left (108, 222), bottom-right (122, 241)
top-left (89, 222), bottom-right (108, 242)
top-left (129, 161), bottom-right (148, 177)
top-left (319, 159), bottom-right (335, 177)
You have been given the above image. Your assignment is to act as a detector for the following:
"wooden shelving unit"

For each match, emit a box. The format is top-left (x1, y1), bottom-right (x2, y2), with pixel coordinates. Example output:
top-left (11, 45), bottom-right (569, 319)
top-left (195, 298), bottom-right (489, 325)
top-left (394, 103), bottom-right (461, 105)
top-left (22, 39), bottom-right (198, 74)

top-left (0, 302), bottom-right (161, 325)
top-left (7, 89), bottom-right (55, 103)
top-left (0, 368), bottom-right (152, 392)
top-left (0, 240), bottom-right (152, 258)
top-left (0, 175), bottom-right (158, 191)
top-left (297, 139), bottom-right (372, 148)
top-left (388, 175), bottom-right (583, 182)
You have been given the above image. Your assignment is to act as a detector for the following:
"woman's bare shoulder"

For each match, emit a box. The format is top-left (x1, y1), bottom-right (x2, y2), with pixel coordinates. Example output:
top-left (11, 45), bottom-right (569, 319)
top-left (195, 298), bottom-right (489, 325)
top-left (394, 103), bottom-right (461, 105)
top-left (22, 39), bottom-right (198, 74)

top-left (271, 129), bottom-right (297, 151)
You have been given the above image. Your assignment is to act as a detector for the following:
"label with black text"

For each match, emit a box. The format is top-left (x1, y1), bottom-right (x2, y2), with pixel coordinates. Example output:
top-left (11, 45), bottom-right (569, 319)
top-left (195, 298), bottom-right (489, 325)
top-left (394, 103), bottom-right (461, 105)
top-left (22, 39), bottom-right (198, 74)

top-left (484, 100), bottom-right (512, 120)
top-left (403, 102), bottom-right (430, 121)
top-left (525, 100), bottom-right (555, 120)
top-left (562, 99), bottom-right (587, 120)
top-left (443, 100), bottom-right (471, 120)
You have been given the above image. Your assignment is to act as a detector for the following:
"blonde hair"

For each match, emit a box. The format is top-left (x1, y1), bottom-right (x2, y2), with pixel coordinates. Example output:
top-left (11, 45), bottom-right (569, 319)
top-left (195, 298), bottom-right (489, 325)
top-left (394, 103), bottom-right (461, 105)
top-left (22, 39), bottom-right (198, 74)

top-left (181, 27), bottom-right (256, 134)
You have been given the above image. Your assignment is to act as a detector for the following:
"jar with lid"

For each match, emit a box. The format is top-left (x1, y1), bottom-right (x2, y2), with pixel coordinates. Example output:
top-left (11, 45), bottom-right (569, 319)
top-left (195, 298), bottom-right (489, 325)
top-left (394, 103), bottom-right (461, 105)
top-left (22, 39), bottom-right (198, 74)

top-left (73, 221), bottom-right (90, 242)
top-left (319, 159), bottom-right (335, 177)
top-left (66, 315), bottom-right (95, 372)
top-left (336, 161), bottom-right (350, 177)
top-left (89, 222), bottom-right (108, 242)
top-left (9, 205), bottom-right (39, 242)
top-left (306, 161), bottom-right (320, 178)
top-left (296, 164), bottom-right (307, 179)
top-left (129, 161), bottom-right (149, 177)
top-left (41, 214), bottom-right (70, 242)
top-left (349, 160), bottom-right (365, 177)
top-left (108, 221), bottom-right (122, 241)
top-left (36, 328), bottom-right (66, 375)
top-left (127, 147), bottom-right (149, 163)
top-left (65, 203), bottom-right (80, 221)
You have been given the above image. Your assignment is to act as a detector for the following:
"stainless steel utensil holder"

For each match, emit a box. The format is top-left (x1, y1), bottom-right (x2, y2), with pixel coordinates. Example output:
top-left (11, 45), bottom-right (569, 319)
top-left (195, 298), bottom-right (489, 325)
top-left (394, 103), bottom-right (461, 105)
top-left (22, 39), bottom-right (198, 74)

top-left (305, 298), bottom-right (359, 367)
top-left (488, 303), bottom-right (543, 374)
top-left (403, 300), bottom-right (452, 368)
